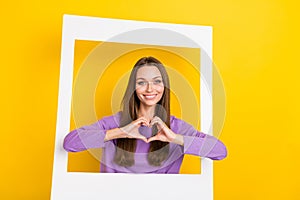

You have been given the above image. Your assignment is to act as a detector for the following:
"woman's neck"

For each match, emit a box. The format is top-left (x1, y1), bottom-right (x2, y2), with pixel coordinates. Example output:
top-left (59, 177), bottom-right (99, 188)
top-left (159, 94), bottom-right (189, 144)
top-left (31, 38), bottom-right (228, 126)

top-left (138, 105), bottom-right (156, 121)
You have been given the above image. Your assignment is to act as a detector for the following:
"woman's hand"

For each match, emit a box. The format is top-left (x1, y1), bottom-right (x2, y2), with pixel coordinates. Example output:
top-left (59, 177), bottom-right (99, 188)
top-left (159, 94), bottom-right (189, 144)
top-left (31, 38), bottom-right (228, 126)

top-left (119, 117), bottom-right (149, 143)
top-left (105, 116), bottom-right (183, 145)
top-left (105, 117), bottom-right (149, 143)
top-left (148, 116), bottom-right (184, 145)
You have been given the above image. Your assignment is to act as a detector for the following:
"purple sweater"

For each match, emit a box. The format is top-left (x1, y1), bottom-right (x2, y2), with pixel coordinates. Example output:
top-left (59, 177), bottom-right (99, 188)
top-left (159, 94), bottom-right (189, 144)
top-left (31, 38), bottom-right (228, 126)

top-left (63, 112), bottom-right (227, 173)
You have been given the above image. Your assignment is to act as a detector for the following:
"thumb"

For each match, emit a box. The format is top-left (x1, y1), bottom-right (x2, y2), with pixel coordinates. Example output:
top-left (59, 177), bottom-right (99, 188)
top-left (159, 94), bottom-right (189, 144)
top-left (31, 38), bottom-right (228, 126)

top-left (137, 135), bottom-right (148, 143)
top-left (147, 135), bottom-right (158, 143)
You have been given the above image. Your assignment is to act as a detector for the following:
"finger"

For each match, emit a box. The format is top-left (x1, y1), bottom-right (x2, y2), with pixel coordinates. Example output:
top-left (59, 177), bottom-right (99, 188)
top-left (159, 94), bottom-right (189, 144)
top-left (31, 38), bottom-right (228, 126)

top-left (137, 135), bottom-right (148, 143)
top-left (135, 118), bottom-right (150, 126)
top-left (141, 137), bottom-right (148, 143)
top-left (147, 135), bottom-right (159, 143)
top-left (137, 116), bottom-right (150, 123)
top-left (140, 120), bottom-right (150, 127)
top-left (149, 116), bottom-right (157, 124)
top-left (152, 116), bottom-right (162, 121)
top-left (134, 119), bottom-right (148, 127)
top-left (151, 116), bottom-right (163, 123)
top-left (150, 119), bottom-right (163, 128)
top-left (141, 117), bottom-right (150, 126)
top-left (141, 120), bottom-right (150, 126)
top-left (149, 118), bottom-right (158, 126)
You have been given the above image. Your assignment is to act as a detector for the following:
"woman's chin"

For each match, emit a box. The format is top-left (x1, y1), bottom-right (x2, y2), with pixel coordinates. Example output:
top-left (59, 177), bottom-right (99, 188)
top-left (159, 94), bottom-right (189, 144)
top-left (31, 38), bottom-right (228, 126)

top-left (140, 101), bottom-right (158, 107)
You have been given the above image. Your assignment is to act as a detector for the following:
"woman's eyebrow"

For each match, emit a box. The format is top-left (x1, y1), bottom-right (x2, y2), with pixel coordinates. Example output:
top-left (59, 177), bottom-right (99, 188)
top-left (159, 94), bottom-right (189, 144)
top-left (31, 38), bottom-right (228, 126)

top-left (136, 76), bottom-right (162, 80)
top-left (153, 76), bottom-right (162, 79)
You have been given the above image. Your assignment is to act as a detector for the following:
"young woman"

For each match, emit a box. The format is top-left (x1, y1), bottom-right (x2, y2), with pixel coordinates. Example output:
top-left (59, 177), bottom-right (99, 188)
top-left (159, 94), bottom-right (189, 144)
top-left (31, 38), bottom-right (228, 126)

top-left (63, 56), bottom-right (227, 173)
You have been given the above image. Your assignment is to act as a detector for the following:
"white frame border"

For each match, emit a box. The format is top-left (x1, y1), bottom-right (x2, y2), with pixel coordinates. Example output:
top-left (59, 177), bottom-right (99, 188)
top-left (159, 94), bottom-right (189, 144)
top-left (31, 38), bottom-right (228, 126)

top-left (51, 14), bottom-right (213, 200)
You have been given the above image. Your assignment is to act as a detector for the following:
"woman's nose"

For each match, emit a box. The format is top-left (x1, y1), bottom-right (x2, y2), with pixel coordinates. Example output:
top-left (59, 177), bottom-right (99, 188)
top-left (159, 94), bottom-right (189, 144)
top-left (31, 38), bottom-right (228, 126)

top-left (146, 82), bottom-right (153, 92)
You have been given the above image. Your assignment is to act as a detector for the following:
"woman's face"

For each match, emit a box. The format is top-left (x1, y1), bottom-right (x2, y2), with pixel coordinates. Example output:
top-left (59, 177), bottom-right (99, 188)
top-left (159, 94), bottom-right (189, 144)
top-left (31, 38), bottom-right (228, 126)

top-left (135, 65), bottom-right (164, 108)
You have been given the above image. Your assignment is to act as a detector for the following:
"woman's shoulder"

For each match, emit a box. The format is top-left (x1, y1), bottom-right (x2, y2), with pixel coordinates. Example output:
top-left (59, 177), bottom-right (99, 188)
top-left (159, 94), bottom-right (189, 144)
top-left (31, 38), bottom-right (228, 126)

top-left (170, 115), bottom-right (191, 128)
top-left (98, 111), bottom-right (122, 127)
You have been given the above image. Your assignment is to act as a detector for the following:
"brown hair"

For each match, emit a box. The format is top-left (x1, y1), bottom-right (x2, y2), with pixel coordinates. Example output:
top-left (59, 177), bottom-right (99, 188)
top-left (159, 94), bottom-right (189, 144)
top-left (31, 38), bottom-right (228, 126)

top-left (113, 56), bottom-right (170, 167)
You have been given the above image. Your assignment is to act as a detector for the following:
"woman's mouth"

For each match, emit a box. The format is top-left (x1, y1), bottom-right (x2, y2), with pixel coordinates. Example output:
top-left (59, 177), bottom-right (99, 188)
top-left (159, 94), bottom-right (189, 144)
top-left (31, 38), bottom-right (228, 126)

top-left (143, 94), bottom-right (157, 100)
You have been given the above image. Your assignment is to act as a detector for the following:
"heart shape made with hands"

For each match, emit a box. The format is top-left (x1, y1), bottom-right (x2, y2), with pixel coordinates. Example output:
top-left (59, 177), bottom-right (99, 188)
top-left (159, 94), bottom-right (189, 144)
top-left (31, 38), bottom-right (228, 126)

top-left (120, 117), bottom-right (164, 142)
top-left (117, 116), bottom-right (177, 144)
top-left (138, 124), bottom-right (157, 139)
top-left (134, 116), bottom-right (174, 143)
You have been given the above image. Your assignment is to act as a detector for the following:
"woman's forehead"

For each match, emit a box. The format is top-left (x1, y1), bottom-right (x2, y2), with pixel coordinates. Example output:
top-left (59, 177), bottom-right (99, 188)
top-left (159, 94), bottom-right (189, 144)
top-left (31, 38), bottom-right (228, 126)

top-left (136, 66), bottom-right (162, 79)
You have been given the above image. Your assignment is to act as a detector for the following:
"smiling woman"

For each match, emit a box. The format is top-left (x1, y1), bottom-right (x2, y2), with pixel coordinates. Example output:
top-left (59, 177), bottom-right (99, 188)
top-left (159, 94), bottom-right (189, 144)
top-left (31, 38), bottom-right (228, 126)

top-left (63, 56), bottom-right (227, 173)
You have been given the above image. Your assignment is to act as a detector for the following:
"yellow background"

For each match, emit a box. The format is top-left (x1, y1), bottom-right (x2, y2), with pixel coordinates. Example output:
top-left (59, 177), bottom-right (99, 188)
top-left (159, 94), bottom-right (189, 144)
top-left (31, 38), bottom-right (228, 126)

top-left (1, 0), bottom-right (299, 199)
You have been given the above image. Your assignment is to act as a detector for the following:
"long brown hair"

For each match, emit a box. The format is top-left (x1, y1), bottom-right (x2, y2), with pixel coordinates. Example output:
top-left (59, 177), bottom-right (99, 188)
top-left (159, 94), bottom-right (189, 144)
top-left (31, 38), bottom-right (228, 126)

top-left (113, 56), bottom-right (171, 167)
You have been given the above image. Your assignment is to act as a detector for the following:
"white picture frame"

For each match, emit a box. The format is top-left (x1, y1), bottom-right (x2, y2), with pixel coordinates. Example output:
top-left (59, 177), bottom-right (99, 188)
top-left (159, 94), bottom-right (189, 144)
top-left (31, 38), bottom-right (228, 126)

top-left (51, 14), bottom-right (213, 200)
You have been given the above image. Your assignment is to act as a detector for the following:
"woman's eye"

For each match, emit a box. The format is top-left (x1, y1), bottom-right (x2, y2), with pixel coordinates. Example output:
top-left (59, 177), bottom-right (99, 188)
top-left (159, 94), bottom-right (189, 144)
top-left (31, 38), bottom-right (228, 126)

top-left (154, 80), bottom-right (162, 84)
top-left (137, 81), bottom-right (146, 86)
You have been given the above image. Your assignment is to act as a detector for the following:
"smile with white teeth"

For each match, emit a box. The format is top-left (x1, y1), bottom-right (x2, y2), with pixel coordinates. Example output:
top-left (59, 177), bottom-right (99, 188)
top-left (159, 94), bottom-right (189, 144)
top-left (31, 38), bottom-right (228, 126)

top-left (143, 94), bottom-right (157, 99)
